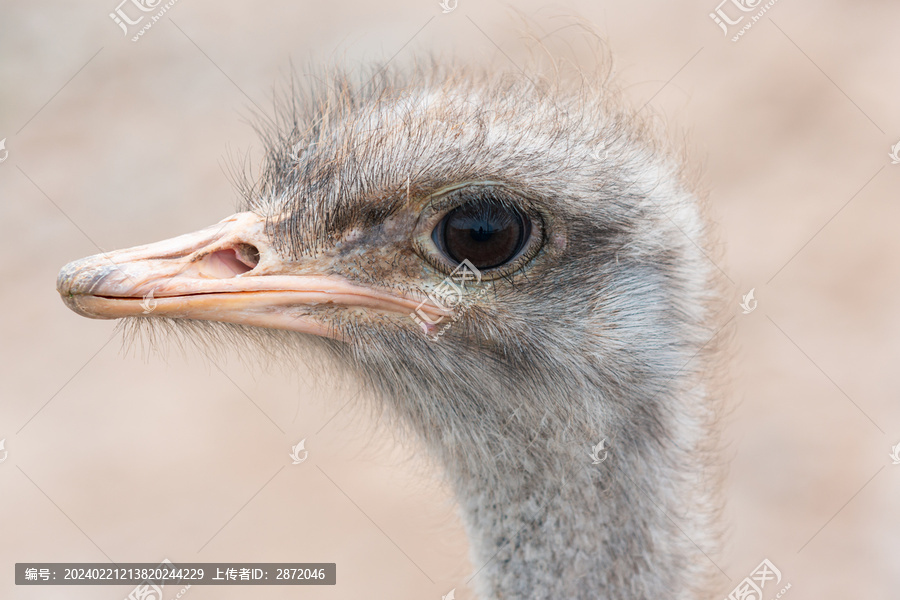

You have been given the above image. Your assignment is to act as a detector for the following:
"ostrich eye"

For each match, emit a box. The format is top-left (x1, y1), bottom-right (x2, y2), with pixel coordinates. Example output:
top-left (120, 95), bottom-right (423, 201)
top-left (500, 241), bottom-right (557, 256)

top-left (432, 199), bottom-right (531, 270)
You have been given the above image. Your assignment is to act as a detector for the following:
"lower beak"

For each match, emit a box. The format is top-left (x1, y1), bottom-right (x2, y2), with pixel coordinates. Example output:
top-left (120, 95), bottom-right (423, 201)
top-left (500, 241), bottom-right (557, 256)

top-left (56, 212), bottom-right (447, 340)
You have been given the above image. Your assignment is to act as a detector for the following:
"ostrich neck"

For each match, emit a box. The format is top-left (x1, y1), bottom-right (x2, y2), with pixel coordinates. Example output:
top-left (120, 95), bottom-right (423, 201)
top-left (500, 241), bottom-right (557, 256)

top-left (446, 386), bottom-right (717, 600)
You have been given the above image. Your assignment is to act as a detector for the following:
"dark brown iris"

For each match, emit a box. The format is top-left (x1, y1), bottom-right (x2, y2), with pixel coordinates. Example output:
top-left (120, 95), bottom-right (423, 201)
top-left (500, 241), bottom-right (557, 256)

top-left (432, 199), bottom-right (530, 270)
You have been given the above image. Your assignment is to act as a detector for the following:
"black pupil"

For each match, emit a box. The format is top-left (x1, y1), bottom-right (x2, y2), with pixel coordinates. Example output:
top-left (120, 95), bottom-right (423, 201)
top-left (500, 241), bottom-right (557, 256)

top-left (434, 200), bottom-right (529, 270)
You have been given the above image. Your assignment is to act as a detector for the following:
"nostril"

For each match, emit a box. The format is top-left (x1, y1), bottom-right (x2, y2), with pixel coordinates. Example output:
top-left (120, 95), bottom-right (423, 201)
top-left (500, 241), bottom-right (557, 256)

top-left (198, 245), bottom-right (259, 279)
top-left (234, 243), bottom-right (260, 269)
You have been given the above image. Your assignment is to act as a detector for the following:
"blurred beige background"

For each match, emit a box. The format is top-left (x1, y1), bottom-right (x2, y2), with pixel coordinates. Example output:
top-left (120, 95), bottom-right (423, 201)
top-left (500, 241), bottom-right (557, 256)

top-left (1, 1), bottom-right (899, 598)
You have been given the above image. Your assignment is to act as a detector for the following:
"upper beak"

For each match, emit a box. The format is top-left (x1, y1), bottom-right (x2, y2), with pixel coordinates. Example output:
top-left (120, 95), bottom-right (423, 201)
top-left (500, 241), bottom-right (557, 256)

top-left (56, 212), bottom-right (447, 340)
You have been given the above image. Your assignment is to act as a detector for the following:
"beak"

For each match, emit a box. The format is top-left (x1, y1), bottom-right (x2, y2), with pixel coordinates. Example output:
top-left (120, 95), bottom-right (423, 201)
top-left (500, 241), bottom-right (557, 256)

top-left (57, 212), bottom-right (448, 340)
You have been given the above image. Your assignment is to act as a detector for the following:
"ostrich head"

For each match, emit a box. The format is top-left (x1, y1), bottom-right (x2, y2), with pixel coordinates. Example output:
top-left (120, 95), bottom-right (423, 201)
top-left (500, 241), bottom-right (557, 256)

top-left (58, 61), bottom-right (724, 599)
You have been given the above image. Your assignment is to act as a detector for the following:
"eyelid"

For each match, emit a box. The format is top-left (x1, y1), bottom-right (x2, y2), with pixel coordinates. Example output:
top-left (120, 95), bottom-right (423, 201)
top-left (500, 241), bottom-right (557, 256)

top-left (422, 183), bottom-right (533, 222)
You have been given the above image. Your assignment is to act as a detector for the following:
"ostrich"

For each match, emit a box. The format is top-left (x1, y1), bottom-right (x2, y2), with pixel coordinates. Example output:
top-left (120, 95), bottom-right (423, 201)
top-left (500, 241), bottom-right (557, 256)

top-left (57, 59), bottom-right (726, 599)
